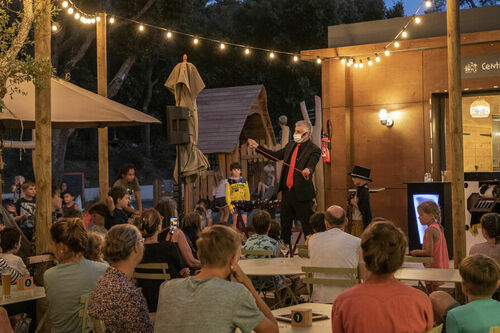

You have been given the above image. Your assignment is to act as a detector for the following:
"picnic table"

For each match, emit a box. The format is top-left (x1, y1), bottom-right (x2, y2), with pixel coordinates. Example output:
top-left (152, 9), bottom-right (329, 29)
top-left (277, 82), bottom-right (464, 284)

top-left (0, 285), bottom-right (45, 306)
top-left (395, 267), bottom-right (461, 283)
top-left (239, 257), bottom-right (309, 276)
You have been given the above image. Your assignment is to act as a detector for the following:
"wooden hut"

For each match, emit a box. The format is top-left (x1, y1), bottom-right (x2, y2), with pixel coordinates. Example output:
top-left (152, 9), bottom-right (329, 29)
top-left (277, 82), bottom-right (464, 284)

top-left (190, 85), bottom-right (278, 206)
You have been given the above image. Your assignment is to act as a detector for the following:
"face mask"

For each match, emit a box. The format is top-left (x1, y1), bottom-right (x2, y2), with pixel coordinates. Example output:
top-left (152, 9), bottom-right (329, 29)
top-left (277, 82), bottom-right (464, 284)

top-left (293, 133), bottom-right (305, 143)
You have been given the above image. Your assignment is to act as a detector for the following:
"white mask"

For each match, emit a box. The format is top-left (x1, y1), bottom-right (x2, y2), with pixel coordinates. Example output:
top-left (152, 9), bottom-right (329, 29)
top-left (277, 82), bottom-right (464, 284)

top-left (293, 133), bottom-right (305, 143)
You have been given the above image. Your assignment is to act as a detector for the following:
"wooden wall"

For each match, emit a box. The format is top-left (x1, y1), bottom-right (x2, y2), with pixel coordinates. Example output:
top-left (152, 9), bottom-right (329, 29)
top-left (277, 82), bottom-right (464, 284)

top-left (322, 38), bottom-right (500, 234)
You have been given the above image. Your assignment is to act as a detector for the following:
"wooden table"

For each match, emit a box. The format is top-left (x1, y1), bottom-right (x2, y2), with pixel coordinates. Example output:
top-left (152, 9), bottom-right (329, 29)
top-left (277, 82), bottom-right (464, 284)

top-left (0, 285), bottom-right (45, 306)
top-left (395, 267), bottom-right (461, 283)
top-left (272, 303), bottom-right (332, 333)
top-left (404, 256), bottom-right (434, 264)
top-left (239, 257), bottom-right (311, 276)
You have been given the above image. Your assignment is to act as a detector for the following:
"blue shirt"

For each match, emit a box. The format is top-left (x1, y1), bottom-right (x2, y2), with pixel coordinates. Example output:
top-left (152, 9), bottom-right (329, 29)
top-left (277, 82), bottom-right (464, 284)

top-left (243, 234), bottom-right (279, 258)
top-left (446, 298), bottom-right (500, 333)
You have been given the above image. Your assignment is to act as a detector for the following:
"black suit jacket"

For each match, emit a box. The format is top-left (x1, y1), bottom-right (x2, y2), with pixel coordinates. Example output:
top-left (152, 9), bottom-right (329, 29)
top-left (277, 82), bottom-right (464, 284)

top-left (356, 185), bottom-right (372, 228)
top-left (258, 140), bottom-right (321, 201)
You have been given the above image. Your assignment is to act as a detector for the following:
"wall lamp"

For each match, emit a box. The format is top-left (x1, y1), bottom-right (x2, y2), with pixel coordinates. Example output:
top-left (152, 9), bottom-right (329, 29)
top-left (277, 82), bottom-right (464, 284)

top-left (378, 109), bottom-right (394, 127)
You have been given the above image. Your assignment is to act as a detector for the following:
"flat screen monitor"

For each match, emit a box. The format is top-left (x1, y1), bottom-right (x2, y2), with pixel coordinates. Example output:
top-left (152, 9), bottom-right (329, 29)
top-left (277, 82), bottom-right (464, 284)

top-left (412, 194), bottom-right (440, 245)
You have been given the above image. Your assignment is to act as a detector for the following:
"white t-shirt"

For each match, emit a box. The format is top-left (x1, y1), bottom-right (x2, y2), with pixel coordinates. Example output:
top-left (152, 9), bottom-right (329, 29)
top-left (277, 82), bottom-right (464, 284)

top-left (0, 253), bottom-right (29, 276)
top-left (308, 228), bottom-right (361, 303)
top-left (213, 179), bottom-right (227, 198)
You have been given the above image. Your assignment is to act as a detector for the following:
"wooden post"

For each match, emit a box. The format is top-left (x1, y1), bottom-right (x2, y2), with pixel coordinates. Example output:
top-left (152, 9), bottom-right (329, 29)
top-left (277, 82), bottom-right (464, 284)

top-left (447, 0), bottom-right (466, 301)
top-left (34, 0), bottom-right (52, 257)
top-left (96, 12), bottom-right (109, 201)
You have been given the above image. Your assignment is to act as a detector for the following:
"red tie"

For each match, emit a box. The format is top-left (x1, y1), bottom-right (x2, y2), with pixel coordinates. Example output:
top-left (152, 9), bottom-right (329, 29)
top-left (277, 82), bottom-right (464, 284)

top-left (286, 144), bottom-right (300, 189)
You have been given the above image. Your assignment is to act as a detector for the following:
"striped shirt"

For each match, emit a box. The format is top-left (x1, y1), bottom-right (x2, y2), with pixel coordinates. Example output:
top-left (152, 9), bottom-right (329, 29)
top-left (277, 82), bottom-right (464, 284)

top-left (0, 258), bottom-right (21, 284)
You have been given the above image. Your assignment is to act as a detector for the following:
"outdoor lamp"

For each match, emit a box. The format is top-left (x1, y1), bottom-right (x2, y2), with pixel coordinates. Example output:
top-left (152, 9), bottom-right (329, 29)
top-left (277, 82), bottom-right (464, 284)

top-left (470, 98), bottom-right (490, 118)
top-left (379, 109), bottom-right (394, 127)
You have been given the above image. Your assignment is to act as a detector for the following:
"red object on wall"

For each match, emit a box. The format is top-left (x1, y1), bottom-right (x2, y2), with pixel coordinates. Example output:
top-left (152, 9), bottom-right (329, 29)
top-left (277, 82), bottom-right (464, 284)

top-left (321, 137), bottom-right (330, 163)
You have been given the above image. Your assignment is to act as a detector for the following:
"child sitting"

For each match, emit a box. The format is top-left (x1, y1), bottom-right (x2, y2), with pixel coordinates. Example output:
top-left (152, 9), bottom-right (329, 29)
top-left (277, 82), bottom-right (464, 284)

top-left (84, 232), bottom-right (105, 263)
top-left (226, 162), bottom-right (250, 230)
top-left (430, 254), bottom-right (500, 332)
top-left (105, 186), bottom-right (130, 229)
top-left (305, 212), bottom-right (326, 246)
top-left (410, 200), bottom-right (450, 292)
top-left (62, 191), bottom-right (80, 218)
top-left (14, 181), bottom-right (36, 240)
top-left (88, 203), bottom-right (109, 235)
top-left (0, 227), bottom-right (29, 276)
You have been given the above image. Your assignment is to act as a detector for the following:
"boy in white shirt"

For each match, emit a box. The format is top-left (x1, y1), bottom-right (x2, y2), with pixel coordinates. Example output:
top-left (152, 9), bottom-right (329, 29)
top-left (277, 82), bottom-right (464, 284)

top-left (0, 227), bottom-right (29, 276)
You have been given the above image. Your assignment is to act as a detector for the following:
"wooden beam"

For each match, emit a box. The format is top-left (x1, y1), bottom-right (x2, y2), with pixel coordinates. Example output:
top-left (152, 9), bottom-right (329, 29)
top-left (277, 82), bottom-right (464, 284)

top-left (447, 0), bottom-right (466, 302)
top-left (34, 0), bottom-right (52, 258)
top-left (96, 12), bottom-right (109, 201)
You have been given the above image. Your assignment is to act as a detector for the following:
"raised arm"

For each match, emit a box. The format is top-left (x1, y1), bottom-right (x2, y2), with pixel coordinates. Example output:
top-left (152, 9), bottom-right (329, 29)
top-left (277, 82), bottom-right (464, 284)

top-left (247, 139), bottom-right (286, 161)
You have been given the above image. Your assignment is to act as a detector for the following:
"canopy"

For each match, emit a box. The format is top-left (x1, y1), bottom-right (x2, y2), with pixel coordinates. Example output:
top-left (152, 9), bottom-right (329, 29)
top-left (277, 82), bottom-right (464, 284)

top-left (1, 77), bottom-right (160, 128)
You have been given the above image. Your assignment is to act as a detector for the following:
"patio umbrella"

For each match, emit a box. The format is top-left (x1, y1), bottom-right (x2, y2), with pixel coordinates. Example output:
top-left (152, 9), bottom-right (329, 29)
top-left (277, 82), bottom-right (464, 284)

top-left (165, 56), bottom-right (210, 183)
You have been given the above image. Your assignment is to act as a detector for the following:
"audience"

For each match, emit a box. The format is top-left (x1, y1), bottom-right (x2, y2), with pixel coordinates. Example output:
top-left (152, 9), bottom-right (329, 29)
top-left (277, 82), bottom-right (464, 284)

top-left (182, 212), bottom-right (202, 254)
top-left (196, 199), bottom-right (213, 229)
top-left (133, 209), bottom-right (189, 312)
top-left (410, 200), bottom-right (450, 292)
top-left (61, 191), bottom-right (80, 218)
top-left (88, 203), bottom-right (108, 235)
top-left (469, 213), bottom-right (499, 262)
top-left (0, 257), bottom-right (21, 285)
top-left (105, 186), bottom-right (130, 229)
top-left (113, 163), bottom-right (142, 215)
top-left (267, 220), bottom-right (281, 243)
top-left (84, 232), bottom-right (105, 263)
top-left (332, 220), bottom-right (433, 333)
top-left (212, 167), bottom-right (229, 224)
top-left (89, 224), bottom-right (153, 332)
top-left (305, 212), bottom-right (326, 246)
top-left (14, 182), bottom-right (36, 240)
top-left (430, 254), bottom-right (500, 332)
top-left (155, 200), bottom-right (200, 269)
top-left (11, 175), bottom-right (25, 203)
top-left (44, 218), bottom-right (108, 332)
top-left (308, 205), bottom-right (365, 303)
top-left (0, 227), bottom-right (29, 276)
top-left (52, 186), bottom-right (63, 225)
top-left (243, 210), bottom-right (279, 257)
top-left (154, 225), bottom-right (278, 333)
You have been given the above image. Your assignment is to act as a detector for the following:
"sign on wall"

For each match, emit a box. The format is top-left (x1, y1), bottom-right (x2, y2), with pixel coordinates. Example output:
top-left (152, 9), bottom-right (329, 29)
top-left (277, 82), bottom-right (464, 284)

top-left (462, 54), bottom-right (500, 79)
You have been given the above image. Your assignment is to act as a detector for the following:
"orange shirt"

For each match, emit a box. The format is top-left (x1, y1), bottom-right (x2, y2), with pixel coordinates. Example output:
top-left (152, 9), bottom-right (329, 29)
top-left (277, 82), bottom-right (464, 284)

top-left (332, 276), bottom-right (433, 333)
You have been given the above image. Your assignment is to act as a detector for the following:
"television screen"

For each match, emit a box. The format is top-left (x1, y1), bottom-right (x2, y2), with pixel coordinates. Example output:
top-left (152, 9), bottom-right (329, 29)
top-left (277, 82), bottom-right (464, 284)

top-left (412, 194), bottom-right (439, 244)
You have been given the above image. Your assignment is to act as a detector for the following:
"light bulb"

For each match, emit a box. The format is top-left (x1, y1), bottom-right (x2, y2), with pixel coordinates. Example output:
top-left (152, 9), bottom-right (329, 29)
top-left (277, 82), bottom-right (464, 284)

top-left (425, 1), bottom-right (432, 8)
top-left (359, 61), bottom-right (364, 68)
top-left (194, 38), bottom-right (199, 44)
top-left (368, 58), bottom-right (373, 66)
top-left (341, 58), bottom-right (346, 64)
top-left (67, 7), bottom-right (73, 14)
top-left (375, 55), bottom-right (381, 62)
top-left (347, 62), bottom-right (352, 67)
top-left (385, 50), bottom-right (390, 56)
top-left (62, 1), bottom-right (68, 8)
top-left (354, 62), bottom-right (359, 68)
top-left (96, 16), bottom-right (101, 22)
top-left (166, 31), bottom-right (172, 38)
top-left (91, 18), bottom-right (95, 24)
top-left (316, 58), bottom-right (322, 64)
top-left (348, 58), bottom-right (354, 64)
top-left (402, 30), bottom-right (408, 38)
top-left (74, 13), bottom-right (80, 19)
top-left (220, 43), bottom-right (225, 49)
top-left (244, 48), bottom-right (250, 55)
top-left (293, 55), bottom-right (299, 62)
top-left (139, 25), bottom-right (144, 31)
top-left (269, 52), bottom-right (275, 59)
top-left (109, 17), bottom-right (115, 24)
top-left (415, 16), bottom-right (421, 24)
top-left (51, 24), bottom-right (58, 31)
top-left (80, 16), bottom-right (85, 23)
top-left (394, 41), bottom-right (400, 48)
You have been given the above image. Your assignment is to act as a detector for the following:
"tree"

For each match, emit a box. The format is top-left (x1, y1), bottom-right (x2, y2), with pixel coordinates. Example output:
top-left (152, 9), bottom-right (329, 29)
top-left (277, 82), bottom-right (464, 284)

top-left (428, 0), bottom-right (496, 12)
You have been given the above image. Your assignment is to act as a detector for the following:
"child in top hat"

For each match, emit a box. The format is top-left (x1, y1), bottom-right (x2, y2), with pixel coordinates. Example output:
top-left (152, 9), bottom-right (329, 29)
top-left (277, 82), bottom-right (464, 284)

top-left (348, 166), bottom-right (373, 237)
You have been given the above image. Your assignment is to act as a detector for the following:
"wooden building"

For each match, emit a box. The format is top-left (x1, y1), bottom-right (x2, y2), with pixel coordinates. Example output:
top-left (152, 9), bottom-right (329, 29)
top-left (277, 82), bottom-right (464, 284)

top-left (302, 5), bottom-right (500, 234)
top-left (190, 85), bottom-right (278, 205)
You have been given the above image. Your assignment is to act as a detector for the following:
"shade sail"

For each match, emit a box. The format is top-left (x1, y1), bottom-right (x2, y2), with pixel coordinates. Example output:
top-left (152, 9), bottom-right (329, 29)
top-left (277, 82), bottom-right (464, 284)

top-left (1, 77), bottom-right (160, 128)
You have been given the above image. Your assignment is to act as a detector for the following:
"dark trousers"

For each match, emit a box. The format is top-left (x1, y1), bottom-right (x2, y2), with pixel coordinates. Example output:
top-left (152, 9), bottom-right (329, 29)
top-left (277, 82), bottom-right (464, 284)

top-left (280, 190), bottom-right (314, 244)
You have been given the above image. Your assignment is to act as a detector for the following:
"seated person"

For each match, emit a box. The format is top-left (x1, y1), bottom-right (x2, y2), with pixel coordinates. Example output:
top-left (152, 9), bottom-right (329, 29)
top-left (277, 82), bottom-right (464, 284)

top-left (155, 200), bottom-right (200, 269)
top-left (44, 218), bottom-right (108, 332)
top-left (0, 227), bottom-right (29, 276)
top-left (132, 209), bottom-right (189, 312)
top-left (52, 186), bottom-right (63, 225)
top-left (84, 232), bottom-right (105, 263)
top-left (105, 186), bottom-right (130, 229)
top-left (14, 182), bottom-right (36, 240)
top-left (267, 220), bottom-right (281, 243)
top-left (154, 225), bottom-right (278, 333)
top-left (182, 212), bottom-right (202, 254)
top-left (88, 203), bottom-right (108, 235)
top-left (196, 199), bottom-right (213, 229)
top-left (304, 212), bottom-right (326, 246)
top-left (469, 213), bottom-right (499, 262)
top-left (61, 191), bottom-right (80, 218)
top-left (243, 210), bottom-right (278, 257)
top-left (0, 257), bottom-right (21, 285)
top-left (430, 254), bottom-right (500, 333)
top-left (332, 220), bottom-right (433, 333)
top-left (89, 224), bottom-right (153, 332)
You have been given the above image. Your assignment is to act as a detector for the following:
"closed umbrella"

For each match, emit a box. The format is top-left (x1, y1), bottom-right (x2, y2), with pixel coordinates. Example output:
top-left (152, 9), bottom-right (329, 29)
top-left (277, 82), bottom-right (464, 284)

top-left (165, 56), bottom-right (210, 183)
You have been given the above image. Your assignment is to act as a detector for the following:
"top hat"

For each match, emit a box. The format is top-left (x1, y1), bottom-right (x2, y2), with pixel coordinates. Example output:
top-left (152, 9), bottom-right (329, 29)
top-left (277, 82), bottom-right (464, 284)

top-left (349, 165), bottom-right (372, 182)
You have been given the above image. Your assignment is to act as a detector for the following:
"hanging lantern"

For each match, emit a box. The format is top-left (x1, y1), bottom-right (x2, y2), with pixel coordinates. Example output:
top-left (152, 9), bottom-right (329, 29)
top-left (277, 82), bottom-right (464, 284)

top-left (470, 98), bottom-right (490, 118)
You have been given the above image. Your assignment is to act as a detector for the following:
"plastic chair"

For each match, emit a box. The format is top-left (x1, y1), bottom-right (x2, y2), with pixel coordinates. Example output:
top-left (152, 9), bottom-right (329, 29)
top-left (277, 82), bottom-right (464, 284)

top-left (428, 324), bottom-right (443, 333)
top-left (89, 315), bottom-right (106, 333)
top-left (133, 263), bottom-right (170, 280)
top-left (301, 266), bottom-right (359, 302)
top-left (78, 294), bottom-right (90, 333)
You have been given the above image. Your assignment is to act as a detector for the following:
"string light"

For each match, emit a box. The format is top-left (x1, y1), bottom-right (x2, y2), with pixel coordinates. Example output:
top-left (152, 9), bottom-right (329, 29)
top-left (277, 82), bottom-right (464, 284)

top-left (415, 16), bottom-right (421, 24)
top-left (67, 7), bottom-right (73, 14)
top-left (166, 31), bottom-right (172, 39)
top-left (95, 16), bottom-right (100, 22)
top-left (193, 38), bottom-right (199, 45)
top-left (341, 58), bottom-right (346, 64)
top-left (425, 1), bottom-right (432, 8)
top-left (52, 24), bottom-right (58, 31)
top-left (354, 61), bottom-right (359, 68)
top-left (347, 61), bottom-right (352, 67)
top-left (74, 13), bottom-right (80, 20)
top-left (62, 1), bottom-right (68, 7)
top-left (368, 58), bottom-right (373, 66)
top-left (269, 52), bottom-right (275, 59)
top-left (394, 41), bottom-right (400, 48)
top-left (385, 50), bottom-right (390, 56)
top-left (220, 43), bottom-right (225, 50)
top-left (244, 48), bottom-right (250, 55)
top-left (375, 54), bottom-right (381, 62)
top-left (316, 57), bottom-right (322, 64)
top-left (402, 30), bottom-right (408, 38)
top-left (293, 55), bottom-right (299, 62)
top-left (359, 60), bottom-right (364, 68)
top-left (139, 24), bottom-right (144, 31)
top-left (109, 17), bottom-right (115, 24)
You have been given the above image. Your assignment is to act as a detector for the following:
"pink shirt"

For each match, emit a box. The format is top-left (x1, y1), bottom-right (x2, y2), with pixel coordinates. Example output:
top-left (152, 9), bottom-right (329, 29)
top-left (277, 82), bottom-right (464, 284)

top-left (332, 276), bottom-right (433, 333)
top-left (424, 223), bottom-right (449, 270)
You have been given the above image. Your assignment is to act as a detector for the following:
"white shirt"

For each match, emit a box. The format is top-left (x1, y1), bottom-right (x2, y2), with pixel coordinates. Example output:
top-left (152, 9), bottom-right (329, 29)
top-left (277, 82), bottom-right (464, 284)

top-left (0, 253), bottom-right (29, 276)
top-left (308, 228), bottom-right (361, 303)
top-left (212, 179), bottom-right (227, 198)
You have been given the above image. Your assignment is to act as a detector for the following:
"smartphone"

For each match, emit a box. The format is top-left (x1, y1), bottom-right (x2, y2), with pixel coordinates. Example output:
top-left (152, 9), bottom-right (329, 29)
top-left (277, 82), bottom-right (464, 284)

top-left (170, 217), bottom-right (178, 235)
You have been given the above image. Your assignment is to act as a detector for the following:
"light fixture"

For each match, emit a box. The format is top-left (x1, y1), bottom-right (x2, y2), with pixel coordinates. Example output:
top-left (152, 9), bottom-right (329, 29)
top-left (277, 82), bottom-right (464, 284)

top-left (316, 57), bottom-right (322, 64)
top-left (354, 61), bottom-right (359, 68)
top-left (269, 52), bottom-right (275, 59)
top-left (375, 54), bottom-right (381, 62)
top-left (139, 25), bottom-right (144, 31)
top-left (359, 60), bottom-right (363, 68)
top-left (470, 98), bottom-right (491, 118)
top-left (244, 48), bottom-right (250, 55)
top-left (415, 16), bottom-right (421, 24)
top-left (402, 30), bottom-right (408, 38)
top-left (425, 1), bottom-right (432, 8)
top-left (385, 49), bottom-right (390, 56)
top-left (96, 16), bottom-right (100, 22)
top-left (109, 17), bottom-right (115, 24)
top-left (67, 7), bottom-right (74, 14)
top-left (394, 41), bottom-right (400, 48)
top-left (293, 55), bottom-right (299, 62)
top-left (368, 58), bottom-right (373, 66)
top-left (166, 31), bottom-right (172, 38)
top-left (341, 58), bottom-right (346, 64)
top-left (62, 1), bottom-right (68, 8)
top-left (193, 38), bottom-right (199, 44)
top-left (220, 43), bottom-right (225, 50)
top-left (347, 62), bottom-right (352, 67)
top-left (74, 13), bottom-right (80, 20)
top-left (51, 23), bottom-right (59, 32)
top-left (379, 108), bottom-right (394, 127)
top-left (91, 18), bottom-right (95, 24)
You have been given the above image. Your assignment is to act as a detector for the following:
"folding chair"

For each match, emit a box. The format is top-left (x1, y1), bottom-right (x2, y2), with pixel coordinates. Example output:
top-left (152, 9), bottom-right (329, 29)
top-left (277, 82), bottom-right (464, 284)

top-left (78, 294), bottom-right (90, 333)
top-left (89, 316), bottom-right (106, 333)
top-left (428, 324), bottom-right (443, 333)
top-left (301, 266), bottom-right (359, 302)
top-left (297, 245), bottom-right (309, 258)
top-left (133, 263), bottom-right (171, 280)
